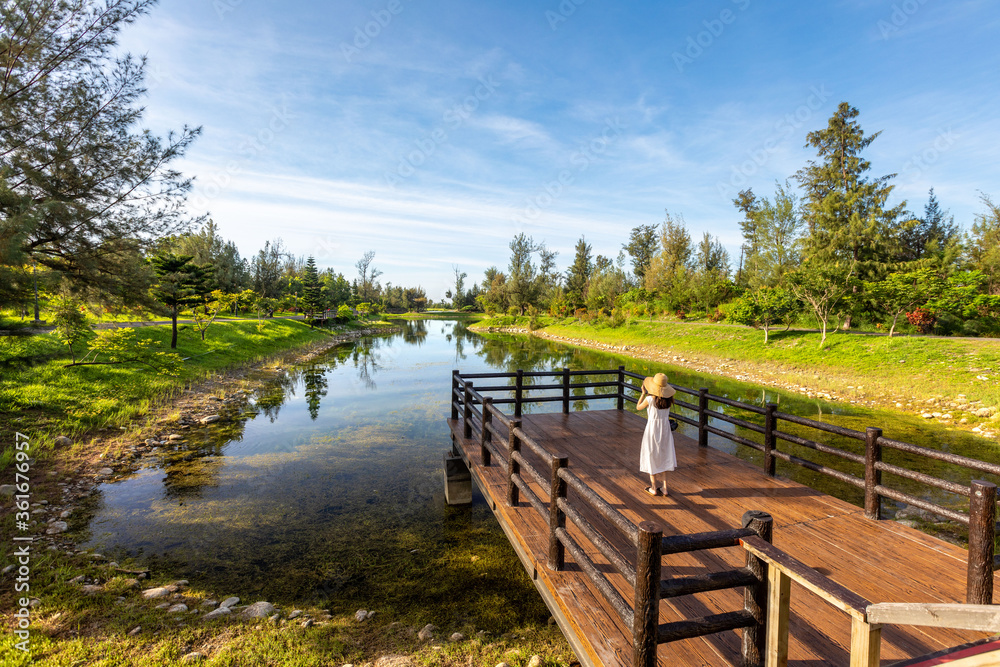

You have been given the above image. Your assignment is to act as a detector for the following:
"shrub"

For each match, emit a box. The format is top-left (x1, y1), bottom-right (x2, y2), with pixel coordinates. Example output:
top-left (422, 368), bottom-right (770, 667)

top-left (906, 307), bottom-right (936, 334)
top-left (707, 309), bottom-right (725, 323)
top-left (674, 310), bottom-right (686, 321)
top-left (336, 304), bottom-right (353, 321)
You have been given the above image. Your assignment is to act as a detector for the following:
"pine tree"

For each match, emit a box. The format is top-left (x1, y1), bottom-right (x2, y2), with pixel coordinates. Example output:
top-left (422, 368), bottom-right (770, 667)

top-left (565, 236), bottom-right (593, 309)
top-left (301, 256), bottom-right (325, 323)
top-left (150, 252), bottom-right (208, 348)
top-left (899, 189), bottom-right (960, 262)
top-left (623, 224), bottom-right (659, 284)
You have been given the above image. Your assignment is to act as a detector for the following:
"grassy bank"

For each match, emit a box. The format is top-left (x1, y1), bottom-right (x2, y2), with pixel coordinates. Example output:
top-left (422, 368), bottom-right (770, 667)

top-left (0, 319), bottom-right (391, 467)
top-left (474, 315), bottom-right (1000, 423)
top-left (383, 311), bottom-right (483, 321)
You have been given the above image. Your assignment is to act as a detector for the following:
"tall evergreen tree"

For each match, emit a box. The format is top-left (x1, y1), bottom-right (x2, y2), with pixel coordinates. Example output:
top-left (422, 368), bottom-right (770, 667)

top-left (623, 224), bottom-right (659, 285)
top-left (899, 188), bottom-right (960, 262)
top-left (969, 193), bottom-right (1000, 294)
top-left (565, 236), bottom-right (593, 309)
top-left (746, 182), bottom-right (803, 288)
top-left (795, 103), bottom-right (906, 276)
top-left (0, 0), bottom-right (201, 305)
top-left (301, 256), bottom-right (324, 321)
top-left (733, 189), bottom-right (761, 286)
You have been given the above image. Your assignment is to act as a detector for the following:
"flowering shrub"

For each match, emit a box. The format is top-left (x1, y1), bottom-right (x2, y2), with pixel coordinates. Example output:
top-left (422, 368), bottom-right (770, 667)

top-left (905, 307), bottom-right (936, 334)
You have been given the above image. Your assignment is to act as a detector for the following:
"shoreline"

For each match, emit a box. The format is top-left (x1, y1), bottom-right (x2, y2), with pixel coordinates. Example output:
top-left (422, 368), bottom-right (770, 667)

top-left (471, 324), bottom-right (1000, 442)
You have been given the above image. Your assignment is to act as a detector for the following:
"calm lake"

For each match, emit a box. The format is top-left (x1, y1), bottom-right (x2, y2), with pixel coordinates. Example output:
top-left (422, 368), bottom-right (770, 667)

top-left (80, 319), bottom-right (998, 628)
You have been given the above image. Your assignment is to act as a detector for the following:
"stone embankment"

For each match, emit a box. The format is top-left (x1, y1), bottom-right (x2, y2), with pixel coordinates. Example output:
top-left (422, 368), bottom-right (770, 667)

top-left (474, 326), bottom-right (999, 441)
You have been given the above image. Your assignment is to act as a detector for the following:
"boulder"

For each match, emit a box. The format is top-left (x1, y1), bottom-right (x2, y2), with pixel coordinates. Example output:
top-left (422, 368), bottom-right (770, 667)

top-left (241, 601), bottom-right (275, 618)
top-left (417, 624), bottom-right (437, 641)
top-left (46, 521), bottom-right (68, 535)
top-left (220, 596), bottom-right (240, 608)
top-left (54, 436), bottom-right (73, 447)
top-left (200, 415), bottom-right (221, 425)
top-left (167, 604), bottom-right (189, 613)
top-left (142, 586), bottom-right (173, 599)
top-left (202, 607), bottom-right (231, 621)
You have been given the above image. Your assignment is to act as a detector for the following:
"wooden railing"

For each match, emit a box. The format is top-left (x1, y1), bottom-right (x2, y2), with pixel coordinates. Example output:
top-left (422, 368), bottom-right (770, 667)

top-left (449, 369), bottom-right (940, 667)
top-left (452, 367), bottom-right (998, 606)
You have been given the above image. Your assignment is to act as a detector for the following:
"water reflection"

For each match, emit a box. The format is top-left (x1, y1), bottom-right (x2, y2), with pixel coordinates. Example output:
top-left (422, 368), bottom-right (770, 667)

top-left (81, 320), bottom-right (998, 618)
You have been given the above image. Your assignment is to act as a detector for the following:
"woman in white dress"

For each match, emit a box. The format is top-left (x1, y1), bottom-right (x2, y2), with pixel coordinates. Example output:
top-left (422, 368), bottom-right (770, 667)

top-left (637, 373), bottom-right (677, 497)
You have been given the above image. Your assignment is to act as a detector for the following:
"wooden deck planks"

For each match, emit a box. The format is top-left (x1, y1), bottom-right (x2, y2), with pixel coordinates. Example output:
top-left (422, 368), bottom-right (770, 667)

top-left (447, 409), bottom-right (996, 667)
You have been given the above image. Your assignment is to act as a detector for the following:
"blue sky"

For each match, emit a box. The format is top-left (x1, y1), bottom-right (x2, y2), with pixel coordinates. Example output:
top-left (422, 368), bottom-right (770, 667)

top-left (121, 0), bottom-right (1000, 299)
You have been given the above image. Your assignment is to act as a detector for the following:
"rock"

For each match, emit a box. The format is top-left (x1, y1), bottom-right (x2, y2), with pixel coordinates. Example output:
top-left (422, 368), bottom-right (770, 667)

top-left (46, 521), bottom-right (68, 535)
top-left (355, 609), bottom-right (368, 622)
top-left (0, 485), bottom-right (15, 496)
top-left (128, 626), bottom-right (141, 636)
top-left (60, 510), bottom-right (73, 519)
top-left (201, 600), bottom-right (218, 609)
top-left (69, 574), bottom-right (86, 584)
top-left (417, 623), bottom-right (437, 641)
top-left (495, 663), bottom-right (512, 667)
top-left (921, 413), bottom-right (933, 419)
top-left (374, 657), bottom-right (414, 667)
top-left (167, 434), bottom-right (183, 441)
top-left (180, 652), bottom-right (205, 664)
top-left (200, 415), bottom-right (221, 424)
top-left (167, 604), bottom-right (189, 613)
top-left (975, 407), bottom-right (996, 418)
top-left (288, 610), bottom-right (302, 620)
top-left (81, 584), bottom-right (103, 595)
top-left (97, 468), bottom-right (114, 476)
top-left (142, 586), bottom-right (173, 599)
top-left (203, 607), bottom-right (231, 621)
top-left (896, 519), bottom-right (920, 529)
top-left (302, 619), bottom-right (314, 628)
top-left (220, 596), bottom-right (240, 609)
top-left (527, 656), bottom-right (543, 667)
top-left (941, 413), bottom-right (953, 420)
top-left (155, 602), bottom-right (171, 609)
top-left (241, 601), bottom-right (275, 618)
top-left (54, 436), bottom-right (73, 447)
top-left (449, 632), bottom-right (465, 642)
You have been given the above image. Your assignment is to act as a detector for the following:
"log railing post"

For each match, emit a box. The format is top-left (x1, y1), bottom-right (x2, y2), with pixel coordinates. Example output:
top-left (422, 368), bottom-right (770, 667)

top-left (742, 510), bottom-right (772, 667)
top-left (481, 397), bottom-right (493, 466)
top-left (763, 403), bottom-right (777, 477)
top-left (451, 370), bottom-right (460, 420)
top-left (617, 365), bottom-right (626, 411)
top-left (515, 369), bottom-right (524, 418)
top-left (463, 381), bottom-right (474, 439)
top-left (967, 479), bottom-right (996, 605)
top-left (864, 427), bottom-right (883, 520)
top-left (548, 455), bottom-right (569, 570)
top-left (506, 419), bottom-right (522, 507)
top-left (562, 367), bottom-right (570, 414)
top-left (698, 388), bottom-right (709, 447)
top-left (633, 521), bottom-right (662, 667)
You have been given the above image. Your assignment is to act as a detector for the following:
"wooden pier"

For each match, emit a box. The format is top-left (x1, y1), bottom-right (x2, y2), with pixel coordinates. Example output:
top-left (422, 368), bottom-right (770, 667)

top-left (446, 369), bottom-right (1000, 667)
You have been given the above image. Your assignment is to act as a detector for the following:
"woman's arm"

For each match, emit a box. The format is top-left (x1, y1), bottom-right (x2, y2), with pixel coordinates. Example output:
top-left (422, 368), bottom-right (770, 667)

top-left (636, 386), bottom-right (650, 410)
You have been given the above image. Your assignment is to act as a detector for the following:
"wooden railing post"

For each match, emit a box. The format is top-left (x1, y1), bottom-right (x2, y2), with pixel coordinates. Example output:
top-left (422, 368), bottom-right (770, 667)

top-left (617, 365), bottom-right (625, 411)
top-left (849, 616), bottom-right (881, 667)
top-left (633, 521), bottom-right (662, 667)
top-left (548, 455), bottom-right (569, 570)
top-left (765, 566), bottom-right (790, 667)
top-left (481, 397), bottom-right (493, 466)
top-left (506, 419), bottom-right (522, 506)
top-left (967, 479), bottom-right (996, 605)
top-left (451, 370), bottom-right (460, 420)
top-left (864, 427), bottom-right (883, 520)
top-left (463, 381), bottom-right (474, 439)
top-left (562, 367), bottom-right (570, 414)
top-left (763, 403), bottom-right (777, 477)
top-left (515, 369), bottom-right (524, 418)
top-left (742, 510), bottom-right (772, 667)
top-left (698, 388), bottom-right (709, 447)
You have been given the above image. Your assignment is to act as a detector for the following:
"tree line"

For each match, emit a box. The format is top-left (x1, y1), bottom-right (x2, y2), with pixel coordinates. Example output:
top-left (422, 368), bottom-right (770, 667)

top-left (456, 103), bottom-right (1000, 341)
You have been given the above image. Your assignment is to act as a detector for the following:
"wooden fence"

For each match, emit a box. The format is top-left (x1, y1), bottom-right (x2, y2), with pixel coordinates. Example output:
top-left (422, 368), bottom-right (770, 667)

top-left (450, 368), bottom-right (999, 667)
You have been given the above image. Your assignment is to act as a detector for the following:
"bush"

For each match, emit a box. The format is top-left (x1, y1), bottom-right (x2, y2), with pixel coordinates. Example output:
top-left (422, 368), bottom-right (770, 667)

top-left (906, 307), bottom-right (936, 334)
top-left (507, 306), bottom-right (519, 316)
top-left (609, 308), bottom-right (626, 328)
top-left (707, 308), bottom-right (725, 323)
top-left (674, 310), bottom-right (687, 321)
top-left (336, 304), bottom-right (353, 321)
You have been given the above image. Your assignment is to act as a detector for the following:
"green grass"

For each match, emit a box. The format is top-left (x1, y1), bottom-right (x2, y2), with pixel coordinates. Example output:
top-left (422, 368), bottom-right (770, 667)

top-left (475, 316), bottom-right (1000, 415)
top-left (383, 311), bottom-right (483, 321)
top-left (0, 319), bottom-right (339, 466)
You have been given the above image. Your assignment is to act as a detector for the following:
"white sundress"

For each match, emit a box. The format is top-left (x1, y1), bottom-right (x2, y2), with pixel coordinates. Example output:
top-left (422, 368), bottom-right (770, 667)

top-left (639, 403), bottom-right (677, 475)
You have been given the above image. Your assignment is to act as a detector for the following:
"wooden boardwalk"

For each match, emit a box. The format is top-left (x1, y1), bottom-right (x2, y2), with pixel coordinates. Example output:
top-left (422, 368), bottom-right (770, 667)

top-left (447, 409), bottom-right (997, 666)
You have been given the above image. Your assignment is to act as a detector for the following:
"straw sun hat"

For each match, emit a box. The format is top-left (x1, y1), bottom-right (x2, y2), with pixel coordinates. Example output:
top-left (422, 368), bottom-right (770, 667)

top-left (642, 373), bottom-right (676, 399)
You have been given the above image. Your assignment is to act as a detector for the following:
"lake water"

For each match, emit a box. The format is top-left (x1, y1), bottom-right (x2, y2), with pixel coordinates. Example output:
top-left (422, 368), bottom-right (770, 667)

top-left (80, 319), bottom-right (998, 627)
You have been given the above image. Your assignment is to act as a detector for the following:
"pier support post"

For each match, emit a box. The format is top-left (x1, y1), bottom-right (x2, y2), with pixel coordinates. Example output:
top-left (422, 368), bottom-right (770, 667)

top-left (864, 427), bottom-right (883, 520)
top-left (633, 521), bottom-right (662, 667)
top-left (548, 455), bottom-right (568, 570)
top-left (451, 370), bottom-right (459, 420)
top-left (506, 419), bottom-right (522, 506)
top-left (698, 388), bottom-right (709, 447)
top-left (480, 397), bottom-right (493, 466)
top-left (967, 480), bottom-right (996, 605)
top-left (563, 368), bottom-right (570, 414)
top-left (442, 451), bottom-right (472, 505)
top-left (763, 404), bottom-right (777, 477)
top-left (617, 365), bottom-right (625, 411)
top-left (515, 370), bottom-right (524, 418)
top-left (463, 381), bottom-right (474, 439)
top-left (742, 510), bottom-right (772, 667)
